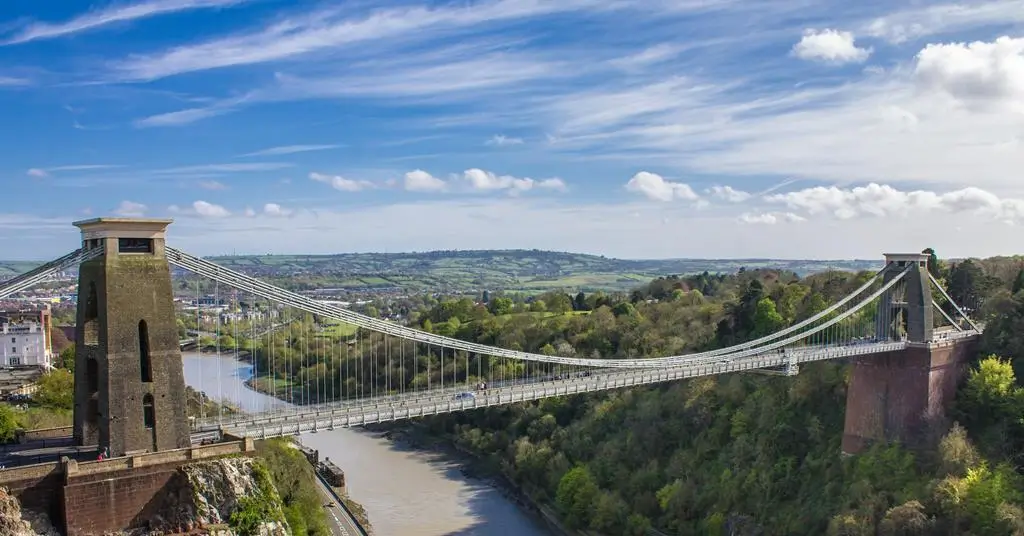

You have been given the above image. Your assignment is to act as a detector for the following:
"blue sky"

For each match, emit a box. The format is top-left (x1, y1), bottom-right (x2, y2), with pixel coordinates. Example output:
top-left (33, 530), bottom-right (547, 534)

top-left (2, 0), bottom-right (1024, 260)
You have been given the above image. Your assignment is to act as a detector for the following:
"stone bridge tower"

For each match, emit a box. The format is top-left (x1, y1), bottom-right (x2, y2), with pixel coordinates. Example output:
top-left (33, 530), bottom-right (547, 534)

top-left (843, 252), bottom-right (977, 455)
top-left (72, 218), bottom-right (191, 457)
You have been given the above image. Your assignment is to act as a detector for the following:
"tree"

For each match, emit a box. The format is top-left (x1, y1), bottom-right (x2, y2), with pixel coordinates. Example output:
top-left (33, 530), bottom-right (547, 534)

top-left (0, 404), bottom-right (17, 443)
top-left (482, 290), bottom-right (490, 304)
top-left (922, 248), bottom-right (940, 279)
top-left (555, 466), bottom-right (599, 528)
top-left (1013, 268), bottom-right (1024, 295)
top-left (574, 291), bottom-right (588, 311)
top-left (57, 345), bottom-right (76, 372)
top-left (488, 297), bottom-right (514, 316)
top-left (948, 260), bottom-right (986, 312)
top-left (34, 369), bottom-right (73, 410)
top-left (752, 297), bottom-right (785, 337)
top-left (879, 501), bottom-right (933, 535)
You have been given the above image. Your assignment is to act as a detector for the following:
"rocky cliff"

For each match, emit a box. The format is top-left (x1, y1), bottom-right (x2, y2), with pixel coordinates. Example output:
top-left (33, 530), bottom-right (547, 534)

top-left (0, 487), bottom-right (59, 536)
top-left (1, 457), bottom-right (289, 536)
top-left (145, 456), bottom-right (290, 535)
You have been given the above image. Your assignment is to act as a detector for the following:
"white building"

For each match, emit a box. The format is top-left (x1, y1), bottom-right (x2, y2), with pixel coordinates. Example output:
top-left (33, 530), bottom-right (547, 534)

top-left (1, 322), bottom-right (52, 369)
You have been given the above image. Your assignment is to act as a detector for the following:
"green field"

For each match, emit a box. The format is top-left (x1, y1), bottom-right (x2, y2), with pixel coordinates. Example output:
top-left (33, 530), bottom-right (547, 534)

top-left (321, 322), bottom-right (358, 338)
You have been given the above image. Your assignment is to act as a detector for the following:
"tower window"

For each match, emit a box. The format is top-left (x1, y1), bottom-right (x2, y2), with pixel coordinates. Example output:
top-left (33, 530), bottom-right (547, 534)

top-left (82, 282), bottom-right (99, 346)
top-left (86, 358), bottom-right (99, 393)
top-left (143, 394), bottom-right (155, 429)
top-left (118, 238), bottom-right (153, 254)
top-left (139, 320), bottom-right (153, 383)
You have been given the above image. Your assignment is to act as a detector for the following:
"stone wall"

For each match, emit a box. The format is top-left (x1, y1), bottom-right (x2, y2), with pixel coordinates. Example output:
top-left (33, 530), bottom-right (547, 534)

top-left (842, 337), bottom-right (978, 454)
top-left (62, 464), bottom-right (186, 535)
top-left (0, 440), bottom-right (252, 535)
top-left (17, 426), bottom-right (74, 444)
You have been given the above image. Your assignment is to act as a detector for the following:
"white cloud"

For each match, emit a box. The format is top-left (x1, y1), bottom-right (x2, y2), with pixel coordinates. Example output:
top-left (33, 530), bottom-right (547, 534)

top-left (262, 203), bottom-right (292, 217)
top-left (192, 200), bottom-right (231, 218)
top-left (89, 196), bottom-right (1016, 262)
top-left (114, 200), bottom-right (147, 217)
top-left (765, 183), bottom-right (1024, 224)
top-left (625, 172), bottom-right (699, 202)
top-left (404, 170), bottom-right (447, 192)
top-left (240, 144), bottom-right (343, 157)
top-left (791, 29), bottom-right (872, 64)
top-left (198, 180), bottom-right (228, 190)
top-left (27, 168), bottom-right (48, 178)
top-left (2, 0), bottom-right (246, 45)
top-left (309, 172), bottom-right (374, 192)
top-left (707, 185), bottom-right (751, 202)
top-left (485, 135), bottom-right (524, 146)
top-left (913, 37), bottom-right (1024, 112)
top-left (739, 212), bottom-right (806, 225)
top-left (461, 169), bottom-right (566, 195)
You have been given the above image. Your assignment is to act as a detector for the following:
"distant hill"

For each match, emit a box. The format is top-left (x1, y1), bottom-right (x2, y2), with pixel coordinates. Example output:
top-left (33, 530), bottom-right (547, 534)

top-left (201, 250), bottom-right (882, 293)
top-left (2, 249), bottom-right (882, 293)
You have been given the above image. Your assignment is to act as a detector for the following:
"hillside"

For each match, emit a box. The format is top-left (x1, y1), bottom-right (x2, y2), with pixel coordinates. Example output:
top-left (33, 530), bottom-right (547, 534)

top-left (2, 250), bottom-right (881, 293)
top-left (203, 250), bottom-right (881, 293)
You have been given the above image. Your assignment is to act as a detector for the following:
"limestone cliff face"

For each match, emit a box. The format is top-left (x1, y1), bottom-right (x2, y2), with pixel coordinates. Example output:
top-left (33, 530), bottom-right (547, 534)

top-left (0, 487), bottom-right (58, 536)
top-left (1, 456), bottom-right (287, 536)
top-left (145, 456), bottom-right (290, 535)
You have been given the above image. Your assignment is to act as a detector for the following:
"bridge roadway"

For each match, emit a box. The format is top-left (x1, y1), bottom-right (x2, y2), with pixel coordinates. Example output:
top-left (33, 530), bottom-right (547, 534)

top-left (195, 338), bottom-right (962, 439)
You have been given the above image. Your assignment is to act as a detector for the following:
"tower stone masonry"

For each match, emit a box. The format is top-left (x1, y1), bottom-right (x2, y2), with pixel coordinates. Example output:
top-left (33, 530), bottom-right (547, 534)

top-left (72, 218), bottom-right (191, 457)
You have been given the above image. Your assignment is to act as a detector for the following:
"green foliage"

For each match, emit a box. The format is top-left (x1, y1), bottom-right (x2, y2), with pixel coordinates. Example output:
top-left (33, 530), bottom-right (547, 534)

top-left (0, 404), bottom-right (18, 443)
top-left (229, 460), bottom-right (285, 535)
top-left (57, 345), bottom-right (75, 372)
top-left (255, 438), bottom-right (330, 536)
top-left (489, 297), bottom-right (514, 316)
top-left (34, 369), bottom-right (73, 410)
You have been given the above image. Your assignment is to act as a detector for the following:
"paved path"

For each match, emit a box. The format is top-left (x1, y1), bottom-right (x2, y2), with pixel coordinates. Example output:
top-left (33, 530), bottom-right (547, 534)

top-left (313, 472), bottom-right (364, 536)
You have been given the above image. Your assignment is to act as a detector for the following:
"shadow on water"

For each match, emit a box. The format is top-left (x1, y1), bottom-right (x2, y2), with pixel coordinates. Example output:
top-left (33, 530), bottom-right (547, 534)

top-left (375, 429), bottom-right (555, 536)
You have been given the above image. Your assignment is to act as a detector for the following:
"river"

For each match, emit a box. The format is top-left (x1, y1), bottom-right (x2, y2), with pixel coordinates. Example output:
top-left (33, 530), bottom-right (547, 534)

top-left (182, 352), bottom-right (551, 536)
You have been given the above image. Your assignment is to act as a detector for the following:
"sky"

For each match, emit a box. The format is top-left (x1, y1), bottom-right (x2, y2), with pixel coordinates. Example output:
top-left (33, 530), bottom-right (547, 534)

top-left (1, 0), bottom-right (1024, 260)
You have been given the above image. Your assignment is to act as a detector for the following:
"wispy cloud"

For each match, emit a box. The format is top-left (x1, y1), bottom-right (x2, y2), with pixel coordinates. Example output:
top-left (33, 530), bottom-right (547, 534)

top-left (2, 0), bottom-right (247, 46)
top-left (485, 135), bottom-right (524, 146)
top-left (133, 45), bottom-right (577, 126)
top-left (0, 76), bottom-right (31, 86)
top-left (105, 0), bottom-right (620, 82)
top-left (198, 180), bottom-right (228, 190)
top-left (26, 164), bottom-right (124, 178)
top-left (239, 144), bottom-right (343, 157)
top-left (155, 162), bottom-right (294, 174)
top-left (861, 0), bottom-right (1024, 44)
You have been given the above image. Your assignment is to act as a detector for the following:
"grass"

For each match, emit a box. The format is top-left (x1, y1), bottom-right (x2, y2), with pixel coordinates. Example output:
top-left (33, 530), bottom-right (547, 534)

top-left (11, 405), bottom-right (72, 430)
top-left (321, 322), bottom-right (358, 338)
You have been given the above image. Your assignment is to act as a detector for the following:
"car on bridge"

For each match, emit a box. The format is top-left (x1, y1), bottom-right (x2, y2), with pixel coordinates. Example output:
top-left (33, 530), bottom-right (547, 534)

top-left (453, 391), bottom-right (476, 401)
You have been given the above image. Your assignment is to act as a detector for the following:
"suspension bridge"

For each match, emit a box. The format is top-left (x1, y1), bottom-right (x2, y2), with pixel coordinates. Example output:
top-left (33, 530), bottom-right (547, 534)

top-left (0, 218), bottom-right (982, 457)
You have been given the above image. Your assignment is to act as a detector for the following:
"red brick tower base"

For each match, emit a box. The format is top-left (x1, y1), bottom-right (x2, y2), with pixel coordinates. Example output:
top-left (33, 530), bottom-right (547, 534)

top-left (841, 337), bottom-right (979, 455)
